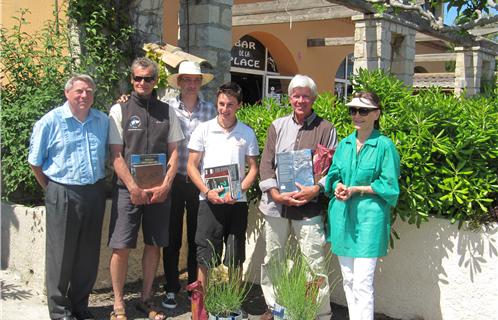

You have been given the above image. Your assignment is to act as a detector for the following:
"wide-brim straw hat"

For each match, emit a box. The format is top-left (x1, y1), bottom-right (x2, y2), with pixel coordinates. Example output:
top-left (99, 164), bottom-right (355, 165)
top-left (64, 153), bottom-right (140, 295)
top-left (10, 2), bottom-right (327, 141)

top-left (345, 97), bottom-right (378, 109)
top-left (167, 60), bottom-right (214, 89)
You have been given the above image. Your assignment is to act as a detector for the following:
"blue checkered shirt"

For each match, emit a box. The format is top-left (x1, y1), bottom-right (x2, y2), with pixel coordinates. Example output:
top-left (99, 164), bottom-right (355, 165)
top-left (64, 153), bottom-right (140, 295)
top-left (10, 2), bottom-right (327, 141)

top-left (168, 95), bottom-right (216, 176)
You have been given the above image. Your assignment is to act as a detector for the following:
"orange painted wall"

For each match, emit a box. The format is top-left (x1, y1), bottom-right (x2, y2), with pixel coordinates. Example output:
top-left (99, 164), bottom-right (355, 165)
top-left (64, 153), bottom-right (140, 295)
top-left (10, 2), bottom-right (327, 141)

top-left (162, 1), bottom-right (355, 94)
top-left (1, 0), bottom-right (62, 33)
top-left (163, 0), bottom-right (179, 46)
top-left (233, 19), bottom-right (355, 93)
top-left (162, 1), bottom-right (454, 94)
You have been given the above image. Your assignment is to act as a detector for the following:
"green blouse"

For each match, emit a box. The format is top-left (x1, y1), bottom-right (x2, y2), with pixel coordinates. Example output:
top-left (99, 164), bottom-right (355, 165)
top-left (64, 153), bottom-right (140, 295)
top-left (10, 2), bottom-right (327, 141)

top-left (325, 129), bottom-right (400, 258)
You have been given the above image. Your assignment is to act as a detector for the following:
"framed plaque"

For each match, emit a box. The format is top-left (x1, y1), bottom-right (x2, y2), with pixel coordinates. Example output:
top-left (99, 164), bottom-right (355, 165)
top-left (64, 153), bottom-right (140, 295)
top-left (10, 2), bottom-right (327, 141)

top-left (130, 153), bottom-right (167, 189)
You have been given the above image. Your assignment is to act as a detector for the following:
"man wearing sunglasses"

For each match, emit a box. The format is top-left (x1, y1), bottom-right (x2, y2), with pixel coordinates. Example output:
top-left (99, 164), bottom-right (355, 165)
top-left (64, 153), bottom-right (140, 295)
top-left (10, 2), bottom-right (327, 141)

top-left (108, 57), bottom-right (184, 320)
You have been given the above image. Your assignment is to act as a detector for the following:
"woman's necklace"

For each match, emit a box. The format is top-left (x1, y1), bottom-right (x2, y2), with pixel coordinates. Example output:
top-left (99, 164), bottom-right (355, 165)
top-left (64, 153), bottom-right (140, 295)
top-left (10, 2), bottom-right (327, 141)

top-left (217, 116), bottom-right (237, 131)
top-left (356, 129), bottom-right (372, 154)
top-left (356, 138), bottom-right (365, 154)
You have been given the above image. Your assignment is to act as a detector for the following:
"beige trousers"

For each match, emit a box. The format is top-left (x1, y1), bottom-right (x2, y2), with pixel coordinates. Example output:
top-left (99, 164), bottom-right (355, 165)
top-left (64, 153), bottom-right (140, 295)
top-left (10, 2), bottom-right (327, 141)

top-left (260, 215), bottom-right (332, 320)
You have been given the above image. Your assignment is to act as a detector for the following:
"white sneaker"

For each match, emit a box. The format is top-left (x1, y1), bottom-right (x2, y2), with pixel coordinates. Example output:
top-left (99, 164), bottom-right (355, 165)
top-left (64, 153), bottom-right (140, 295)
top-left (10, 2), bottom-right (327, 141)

top-left (161, 292), bottom-right (177, 309)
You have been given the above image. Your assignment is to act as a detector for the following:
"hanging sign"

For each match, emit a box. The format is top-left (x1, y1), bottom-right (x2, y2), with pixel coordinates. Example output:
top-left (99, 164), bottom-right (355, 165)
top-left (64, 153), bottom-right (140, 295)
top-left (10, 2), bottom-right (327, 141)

top-left (231, 35), bottom-right (265, 71)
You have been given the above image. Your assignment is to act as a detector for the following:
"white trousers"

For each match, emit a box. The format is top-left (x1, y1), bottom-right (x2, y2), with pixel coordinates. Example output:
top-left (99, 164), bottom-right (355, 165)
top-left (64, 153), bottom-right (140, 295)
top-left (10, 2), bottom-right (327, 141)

top-left (338, 256), bottom-right (378, 320)
top-left (260, 215), bottom-right (332, 320)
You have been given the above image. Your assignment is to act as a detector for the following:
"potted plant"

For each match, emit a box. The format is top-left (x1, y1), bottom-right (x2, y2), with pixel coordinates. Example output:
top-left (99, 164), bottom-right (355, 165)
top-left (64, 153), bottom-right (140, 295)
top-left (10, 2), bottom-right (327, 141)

top-left (203, 262), bottom-right (250, 320)
top-left (265, 248), bottom-right (330, 320)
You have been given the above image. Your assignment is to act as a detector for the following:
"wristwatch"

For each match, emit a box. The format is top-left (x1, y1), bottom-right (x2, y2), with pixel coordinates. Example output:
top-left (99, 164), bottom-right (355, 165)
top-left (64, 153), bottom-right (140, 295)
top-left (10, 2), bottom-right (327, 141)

top-left (316, 183), bottom-right (325, 194)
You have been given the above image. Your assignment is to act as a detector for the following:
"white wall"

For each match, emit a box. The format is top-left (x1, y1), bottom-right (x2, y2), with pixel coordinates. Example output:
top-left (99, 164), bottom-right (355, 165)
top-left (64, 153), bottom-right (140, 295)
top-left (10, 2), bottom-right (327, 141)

top-left (0, 201), bottom-right (187, 291)
top-left (3, 202), bottom-right (497, 319)
top-left (243, 207), bottom-right (498, 320)
top-left (368, 217), bottom-right (498, 320)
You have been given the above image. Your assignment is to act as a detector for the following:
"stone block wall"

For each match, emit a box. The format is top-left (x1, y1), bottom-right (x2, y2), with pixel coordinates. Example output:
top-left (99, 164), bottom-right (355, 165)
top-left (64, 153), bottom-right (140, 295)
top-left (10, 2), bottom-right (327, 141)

top-left (129, 0), bottom-right (164, 57)
top-left (178, 0), bottom-right (233, 103)
top-left (1, 201), bottom-right (189, 292)
top-left (352, 13), bottom-right (416, 86)
top-left (455, 46), bottom-right (496, 96)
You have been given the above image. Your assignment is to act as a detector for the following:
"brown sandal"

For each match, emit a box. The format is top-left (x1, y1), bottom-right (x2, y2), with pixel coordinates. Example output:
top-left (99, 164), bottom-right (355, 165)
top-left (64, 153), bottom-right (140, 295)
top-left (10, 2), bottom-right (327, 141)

top-left (109, 307), bottom-right (127, 320)
top-left (136, 300), bottom-right (166, 320)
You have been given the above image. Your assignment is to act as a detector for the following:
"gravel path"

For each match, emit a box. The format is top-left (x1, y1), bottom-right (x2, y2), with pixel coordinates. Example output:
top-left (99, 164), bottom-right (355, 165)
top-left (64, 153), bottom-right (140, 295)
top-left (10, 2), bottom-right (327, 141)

top-left (2, 270), bottom-right (398, 320)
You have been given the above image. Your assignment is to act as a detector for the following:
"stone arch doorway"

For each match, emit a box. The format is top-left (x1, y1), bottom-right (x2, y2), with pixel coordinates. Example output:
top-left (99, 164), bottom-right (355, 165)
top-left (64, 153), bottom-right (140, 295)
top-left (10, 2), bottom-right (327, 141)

top-left (230, 32), bottom-right (297, 105)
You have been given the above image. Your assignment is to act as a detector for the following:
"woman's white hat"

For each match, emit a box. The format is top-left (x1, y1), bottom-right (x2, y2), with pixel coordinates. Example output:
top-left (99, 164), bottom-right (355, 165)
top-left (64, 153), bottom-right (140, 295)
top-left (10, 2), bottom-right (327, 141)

top-left (345, 97), bottom-right (378, 109)
top-left (167, 60), bottom-right (214, 89)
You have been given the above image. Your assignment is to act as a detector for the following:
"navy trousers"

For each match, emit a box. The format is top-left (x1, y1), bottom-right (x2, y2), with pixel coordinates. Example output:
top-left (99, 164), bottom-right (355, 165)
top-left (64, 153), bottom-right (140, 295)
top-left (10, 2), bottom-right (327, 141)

top-left (45, 179), bottom-right (105, 319)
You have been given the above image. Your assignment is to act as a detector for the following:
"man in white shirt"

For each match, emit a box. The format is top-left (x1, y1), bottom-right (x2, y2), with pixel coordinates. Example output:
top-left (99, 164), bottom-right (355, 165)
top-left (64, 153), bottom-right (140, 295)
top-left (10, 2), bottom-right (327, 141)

top-left (186, 82), bottom-right (259, 293)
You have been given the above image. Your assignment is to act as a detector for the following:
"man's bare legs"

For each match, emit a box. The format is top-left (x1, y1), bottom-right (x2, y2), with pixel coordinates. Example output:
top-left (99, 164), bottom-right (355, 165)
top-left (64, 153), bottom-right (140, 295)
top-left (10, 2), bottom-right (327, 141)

top-left (142, 244), bottom-right (160, 301)
top-left (197, 265), bottom-right (208, 291)
top-left (110, 245), bottom-right (161, 307)
top-left (110, 248), bottom-right (130, 310)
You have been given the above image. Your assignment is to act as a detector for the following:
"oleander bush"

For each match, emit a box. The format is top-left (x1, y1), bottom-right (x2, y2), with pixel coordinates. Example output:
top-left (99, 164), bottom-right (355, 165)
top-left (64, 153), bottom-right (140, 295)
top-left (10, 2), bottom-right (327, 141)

top-left (239, 69), bottom-right (498, 229)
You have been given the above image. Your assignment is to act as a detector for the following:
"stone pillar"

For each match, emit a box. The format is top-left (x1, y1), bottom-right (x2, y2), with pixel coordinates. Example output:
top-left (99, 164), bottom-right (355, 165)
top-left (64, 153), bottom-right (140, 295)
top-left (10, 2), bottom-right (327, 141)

top-left (352, 13), bottom-right (416, 86)
top-left (454, 46), bottom-right (496, 96)
top-left (178, 0), bottom-right (233, 103)
top-left (129, 0), bottom-right (164, 57)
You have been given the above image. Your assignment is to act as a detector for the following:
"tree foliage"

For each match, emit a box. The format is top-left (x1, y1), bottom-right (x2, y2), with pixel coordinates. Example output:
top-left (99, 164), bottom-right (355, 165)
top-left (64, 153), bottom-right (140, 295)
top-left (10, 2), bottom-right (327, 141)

top-left (366, 0), bottom-right (498, 31)
top-left (68, 0), bottom-right (134, 109)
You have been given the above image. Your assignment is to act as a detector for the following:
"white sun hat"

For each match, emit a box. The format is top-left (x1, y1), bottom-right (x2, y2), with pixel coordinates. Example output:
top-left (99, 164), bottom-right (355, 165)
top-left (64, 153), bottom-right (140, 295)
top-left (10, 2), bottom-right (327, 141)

top-left (167, 60), bottom-right (214, 89)
top-left (346, 97), bottom-right (378, 109)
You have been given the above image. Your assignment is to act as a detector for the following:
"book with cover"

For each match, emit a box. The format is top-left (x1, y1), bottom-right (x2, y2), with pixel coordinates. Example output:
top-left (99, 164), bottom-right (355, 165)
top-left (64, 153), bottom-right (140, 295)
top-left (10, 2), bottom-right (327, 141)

top-left (204, 164), bottom-right (242, 200)
top-left (276, 149), bottom-right (314, 193)
top-left (130, 153), bottom-right (167, 189)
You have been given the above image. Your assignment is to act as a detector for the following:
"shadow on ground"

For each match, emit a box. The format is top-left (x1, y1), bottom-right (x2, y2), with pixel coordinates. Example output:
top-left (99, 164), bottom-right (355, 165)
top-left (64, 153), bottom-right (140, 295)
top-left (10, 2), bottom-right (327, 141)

top-left (86, 273), bottom-right (398, 320)
top-left (1, 280), bottom-right (34, 301)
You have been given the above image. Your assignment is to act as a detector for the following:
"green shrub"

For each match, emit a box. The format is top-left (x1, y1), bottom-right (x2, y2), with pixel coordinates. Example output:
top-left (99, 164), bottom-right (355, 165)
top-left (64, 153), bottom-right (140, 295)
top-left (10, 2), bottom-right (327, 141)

top-left (352, 69), bottom-right (498, 228)
top-left (239, 70), bottom-right (498, 228)
top-left (203, 251), bottom-right (250, 317)
top-left (1, 4), bottom-right (133, 203)
top-left (1, 9), bottom-right (74, 203)
top-left (68, 0), bottom-right (134, 109)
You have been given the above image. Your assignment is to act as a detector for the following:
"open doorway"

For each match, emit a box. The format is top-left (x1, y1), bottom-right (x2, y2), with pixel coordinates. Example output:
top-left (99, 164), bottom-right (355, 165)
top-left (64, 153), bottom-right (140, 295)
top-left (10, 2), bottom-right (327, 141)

top-left (231, 72), bottom-right (263, 105)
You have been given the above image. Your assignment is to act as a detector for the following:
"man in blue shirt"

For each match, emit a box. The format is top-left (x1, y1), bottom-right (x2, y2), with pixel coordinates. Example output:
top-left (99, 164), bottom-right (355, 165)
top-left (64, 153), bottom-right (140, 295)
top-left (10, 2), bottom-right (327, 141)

top-left (28, 74), bottom-right (109, 320)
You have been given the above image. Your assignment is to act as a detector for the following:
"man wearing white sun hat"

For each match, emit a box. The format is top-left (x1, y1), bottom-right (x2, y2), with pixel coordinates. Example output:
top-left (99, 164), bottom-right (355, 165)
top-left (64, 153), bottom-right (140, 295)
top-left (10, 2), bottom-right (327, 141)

top-left (161, 60), bottom-right (217, 309)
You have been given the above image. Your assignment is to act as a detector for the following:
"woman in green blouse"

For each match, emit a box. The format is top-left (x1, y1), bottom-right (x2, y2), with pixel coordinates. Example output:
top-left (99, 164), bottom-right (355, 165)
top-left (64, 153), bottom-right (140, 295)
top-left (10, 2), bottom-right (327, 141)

top-left (325, 92), bottom-right (400, 320)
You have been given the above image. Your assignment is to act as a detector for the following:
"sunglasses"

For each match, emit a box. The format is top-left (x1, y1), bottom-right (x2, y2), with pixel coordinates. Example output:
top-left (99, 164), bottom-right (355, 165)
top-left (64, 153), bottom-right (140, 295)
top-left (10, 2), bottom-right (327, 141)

top-left (132, 75), bottom-right (155, 83)
top-left (348, 107), bottom-right (378, 116)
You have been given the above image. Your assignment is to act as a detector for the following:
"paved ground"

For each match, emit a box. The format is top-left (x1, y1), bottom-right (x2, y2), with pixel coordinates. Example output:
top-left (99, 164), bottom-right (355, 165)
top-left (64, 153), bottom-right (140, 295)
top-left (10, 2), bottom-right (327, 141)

top-left (1, 269), bottom-right (397, 320)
